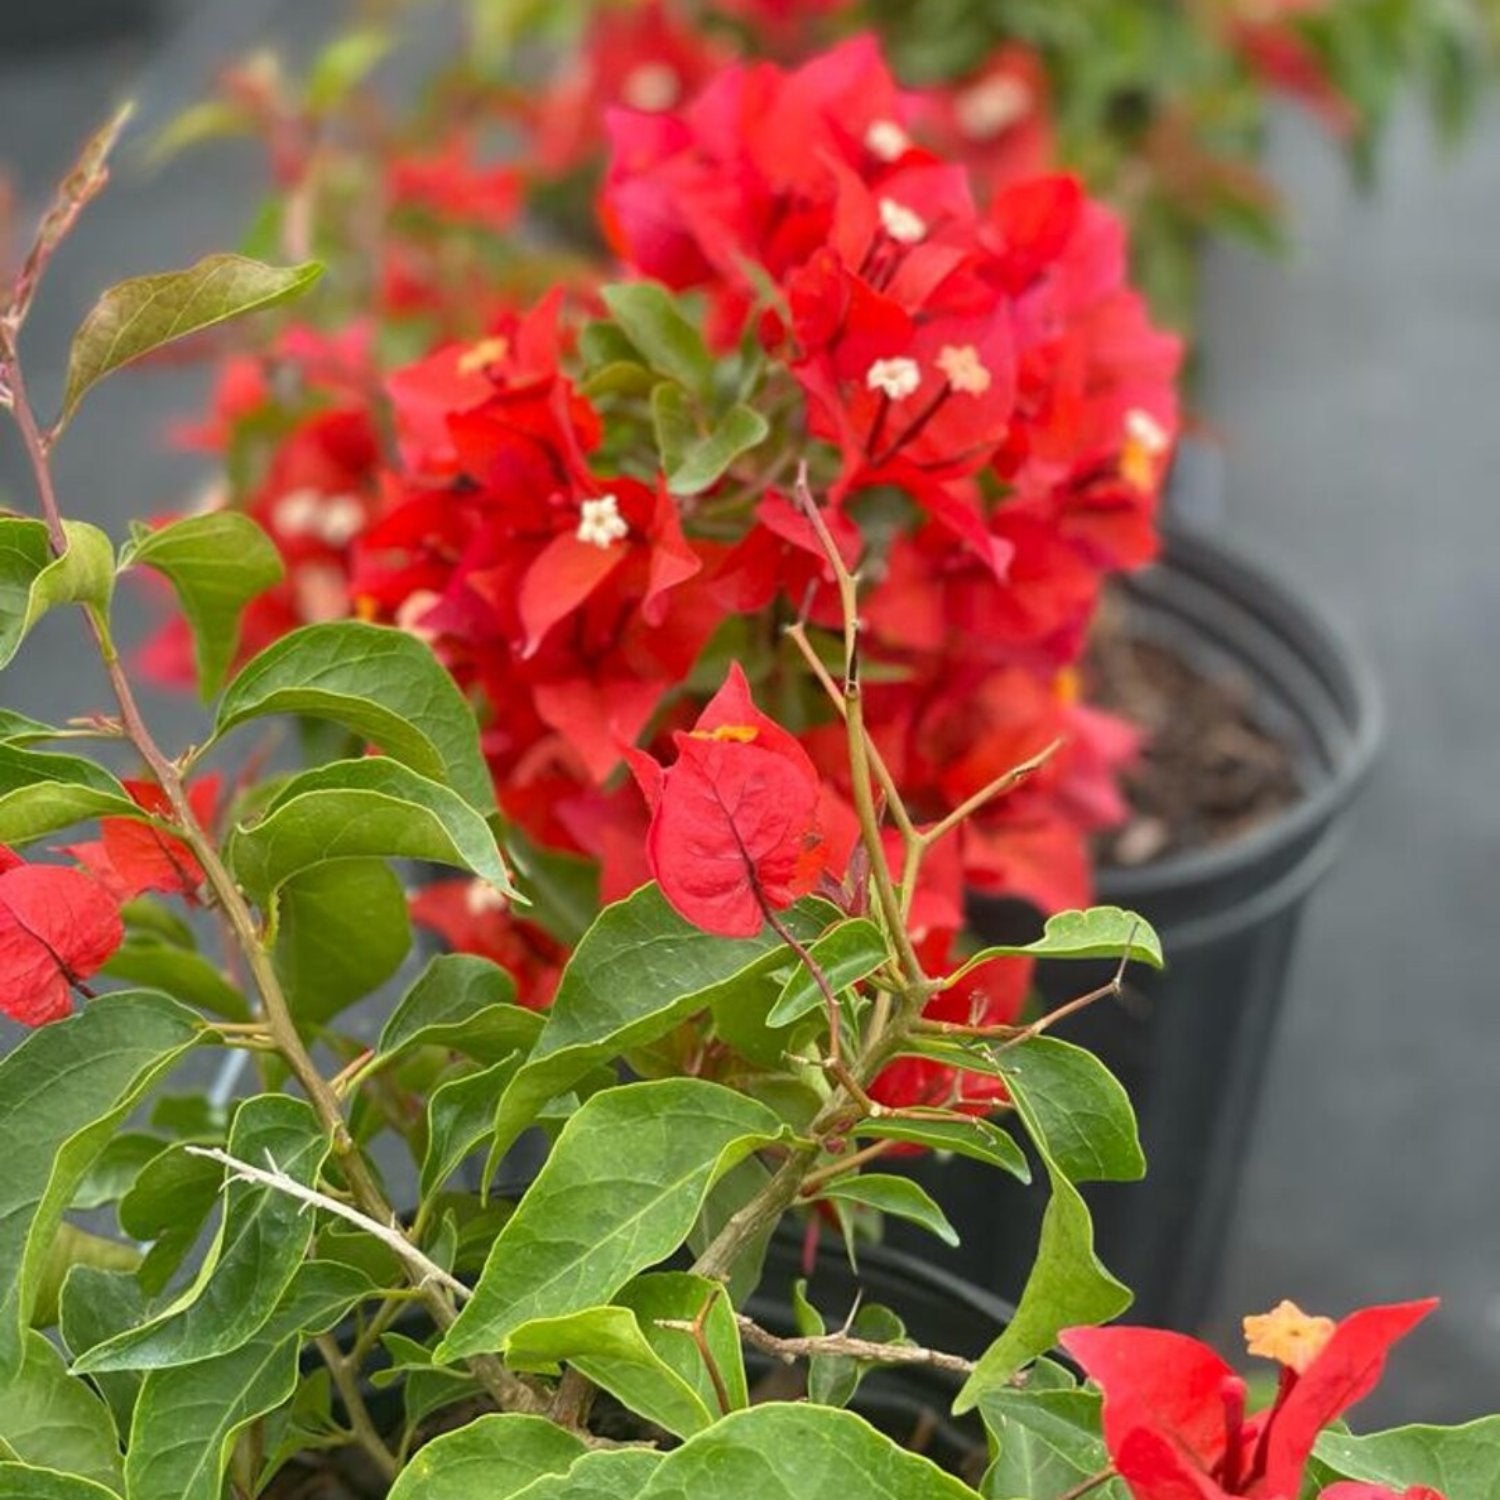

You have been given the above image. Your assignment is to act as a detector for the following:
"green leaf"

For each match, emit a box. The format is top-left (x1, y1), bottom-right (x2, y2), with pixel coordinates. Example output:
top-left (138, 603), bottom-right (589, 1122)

top-left (421, 1054), bottom-right (524, 1195)
top-left (213, 620), bottom-right (493, 811)
top-left (0, 1332), bottom-right (120, 1491)
top-left (511, 1449), bottom-right (663, 1500)
top-left (617, 1272), bottom-right (747, 1414)
top-left (226, 757), bottom-right (514, 914)
top-left (506, 1306), bottom-right (717, 1439)
top-left (954, 1045), bottom-right (1138, 1410)
top-left (854, 1116), bottom-right (1030, 1180)
top-left (1314, 1418), bottom-right (1500, 1500)
top-left (121, 513), bottom-right (283, 698)
top-left (59, 1266), bottom-right (149, 1433)
top-left (0, 745), bottom-right (137, 844)
top-left (437, 1079), bottom-right (788, 1362)
top-left (117, 1144), bottom-right (224, 1296)
top-left (123, 1262), bottom-right (371, 1500)
top-left (666, 402), bottom-right (770, 496)
top-left (812, 1174), bottom-right (959, 1247)
top-left (69, 1134), bottom-right (168, 1211)
top-left (273, 857), bottom-right (411, 1025)
top-left (486, 884), bottom-right (827, 1174)
top-left (306, 25), bottom-right (391, 112)
top-left (0, 992), bottom-right (200, 1376)
top-left (0, 1465), bottom-right (120, 1500)
top-left (61, 255), bottom-right (322, 425)
top-left (379, 953), bottom-right (542, 1066)
top-left (0, 517), bottom-right (115, 667)
top-left (601, 282), bottom-right (712, 396)
top-left (0, 709), bottom-right (57, 744)
top-left (503, 824), bottom-right (600, 945)
top-left (102, 941), bottom-right (248, 1021)
top-left (980, 1386), bottom-right (1125, 1500)
top-left (801, 1296), bottom-right (909, 1410)
top-left (633, 1403), bottom-right (982, 1499)
top-left (385, 1413), bottom-right (586, 1500)
top-left (76, 1095), bottom-right (329, 1372)
top-left (768, 918), bottom-right (887, 1027)
top-left (31, 1224), bottom-right (140, 1331)
top-left (992, 1038), bottom-right (1144, 1186)
top-left (953, 907), bottom-right (1163, 980)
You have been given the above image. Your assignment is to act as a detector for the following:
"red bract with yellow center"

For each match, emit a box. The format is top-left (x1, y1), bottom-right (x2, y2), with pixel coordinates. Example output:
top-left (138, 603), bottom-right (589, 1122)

top-left (0, 846), bottom-right (123, 1027)
top-left (1062, 1298), bottom-right (1438, 1500)
top-left (630, 663), bottom-right (831, 938)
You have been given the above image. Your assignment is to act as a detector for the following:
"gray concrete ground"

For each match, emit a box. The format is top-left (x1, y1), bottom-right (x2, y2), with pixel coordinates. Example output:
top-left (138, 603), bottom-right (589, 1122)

top-left (2, 3), bottom-right (1497, 1425)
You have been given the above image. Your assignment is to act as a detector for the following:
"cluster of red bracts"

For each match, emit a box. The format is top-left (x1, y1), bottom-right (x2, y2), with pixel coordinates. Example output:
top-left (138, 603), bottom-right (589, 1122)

top-left (136, 39), bottom-right (1182, 1113)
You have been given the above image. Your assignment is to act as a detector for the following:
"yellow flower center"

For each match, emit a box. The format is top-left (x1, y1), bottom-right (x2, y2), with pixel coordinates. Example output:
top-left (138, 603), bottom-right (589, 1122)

top-left (1243, 1300), bottom-right (1336, 1374)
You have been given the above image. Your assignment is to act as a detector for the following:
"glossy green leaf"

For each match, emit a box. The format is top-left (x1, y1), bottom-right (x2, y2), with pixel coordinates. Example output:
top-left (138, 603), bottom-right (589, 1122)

top-left (76, 1095), bottom-right (329, 1372)
top-left (378, 953), bottom-right (541, 1066)
top-left (503, 824), bottom-right (600, 945)
top-left (59, 1266), bottom-right (148, 1433)
top-left (61, 255), bottom-right (322, 424)
top-left (1314, 1418), bottom-right (1500, 1500)
top-left (0, 992), bottom-right (200, 1376)
top-left (511, 1448), bottom-right (663, 1500)
top-left (667, 402), bottom-right (770, 496)
top-left (0, 517), bottom-right (114, 667)
top-left (854, 1116), bottom-right (1030, 1180)
top-left (768, 918), bottom-right (887, 1028)
top-left (953, 907), bottom-right (1163, 980)
top-left (438, 1079), bottom-right (787, 1362)
top-left (0, 1465), bottom-right (120, 1499)
top-left (505, 1306), bottom-right (716, 1438)
top-left (102, 941), bottom-right (248, 1021)
top-left (32, 1223), bottom-right (140, 1332)
top-left (955, 1045), bottom-right (1137, 1410)
top-left (617, 1272), bottom-right (748, 1414)
top-left (68, 1135), bottom-right (167, 1212)
top-left (796, 1292), bottom-right (909, 1410)
top-left (226, 757), bottom-right (514, 913)
top-left (0, 745), bottom-right (137, 844)
top-left (385, 1413), bottom-right (586, 1500)
top-left (117, 1144), bottom-right (224, 1296)
top-left (213, 620), bottom-right (493, 811)
top-left (121, 513), bottom-right (283, 698)
top-left (487, 884), bottom-right (827, 1173)
top-left (601, 282), bottom-right (712, 395)
top-left (979, 1384), bottom-right (1124, 1500)
top-left (421, 1054), bottom-right (523, 1195)
top-left (993, 1039), bottom-right (1144, 1185)
top-left (0, 1332), bottom-right (120, 1490)
top-left (634, 1403), bottom-right (982, 1499)
top-left (123, 1262), bottom-right (372, 1500)
top-left (0, 709), bottom-right (56, 744)
top-left (813, 1174), bottom-right (959, 1247)
top-left (273, 857), bottom-right (411, 1024)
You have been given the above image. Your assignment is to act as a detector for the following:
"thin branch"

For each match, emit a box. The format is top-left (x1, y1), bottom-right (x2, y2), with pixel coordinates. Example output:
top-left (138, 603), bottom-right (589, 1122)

top-left (313, 1333), bottom-right (399, 1481)
top-left (1054, 1469), bottom-right (1118, 1500)
top-left (721, 1314), bottom-right (977, 1377)
top-left (185, 1145), bottom-right (473, 1303)
top-left (760, 899), bottom-right (845, 1070)
top-left (799, 1137), bottom-right (898, 1195)
top-left (916, 738), bottom-right (1063, 850)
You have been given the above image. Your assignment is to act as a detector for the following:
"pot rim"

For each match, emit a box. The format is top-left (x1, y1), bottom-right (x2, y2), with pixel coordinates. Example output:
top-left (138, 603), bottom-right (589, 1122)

top-left (1096, 524), bottom-right (1384, 903)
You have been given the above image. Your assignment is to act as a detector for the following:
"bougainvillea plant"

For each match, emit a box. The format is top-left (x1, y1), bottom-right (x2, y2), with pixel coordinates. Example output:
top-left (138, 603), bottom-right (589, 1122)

top-left (0, 45), bottom-right (1491, 1500)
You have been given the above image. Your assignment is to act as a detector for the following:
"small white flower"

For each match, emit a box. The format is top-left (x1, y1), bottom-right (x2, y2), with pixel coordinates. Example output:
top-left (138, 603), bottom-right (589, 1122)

top-left (465, 879), bottom-right (509, 917)
top-left (864, 118), bottom-right (910, 162)
top-left (878, 197), bottom-right (927, 245)
top-left (956, 76), bottom-right (1032, 140)
top-left (576, 493), bottom-right (630, 549)
top-left (316, 495), bottom-right (367, 548)
top-left (866, 357), bottom-right (922, 401)
top-left (272, 487), bottom-right (323, 537)
top-left (936, 344), bottom-right (993, 396)
top-left (1125, 407), bottom-right (1171, 454)
top-left (621, 62), bottom-right (681, 112)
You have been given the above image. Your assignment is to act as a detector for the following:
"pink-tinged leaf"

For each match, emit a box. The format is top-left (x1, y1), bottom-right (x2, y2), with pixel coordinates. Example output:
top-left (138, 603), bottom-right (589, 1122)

top-left (0, 856), bottom-right (123, 1025)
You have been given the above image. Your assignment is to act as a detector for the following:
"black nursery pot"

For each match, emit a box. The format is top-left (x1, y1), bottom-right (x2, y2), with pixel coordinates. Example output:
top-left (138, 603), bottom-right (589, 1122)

top-left (890, 525), bottom-right (1382, 1331)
